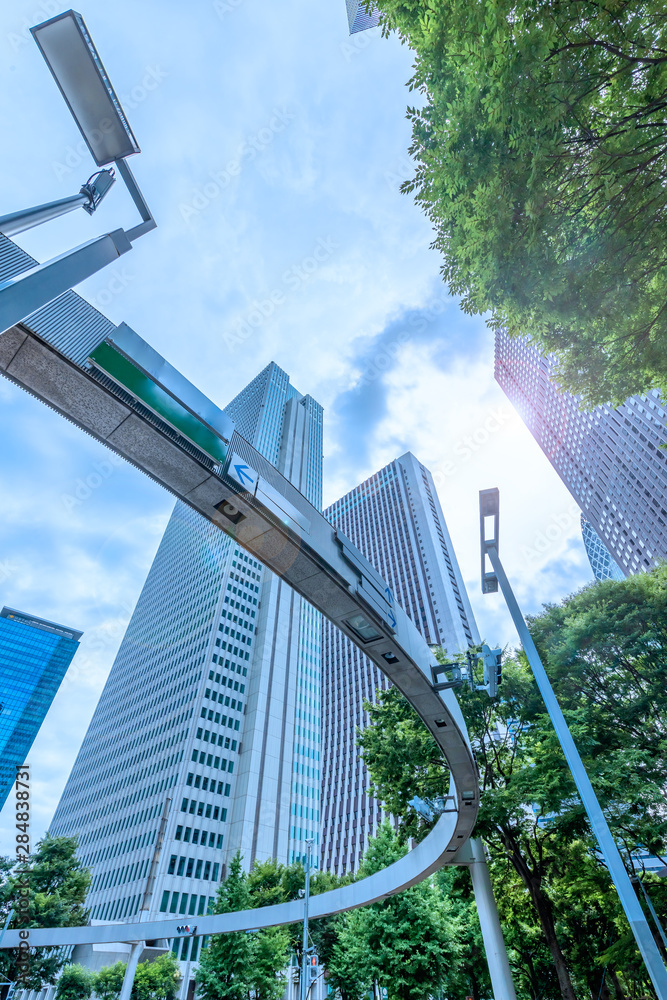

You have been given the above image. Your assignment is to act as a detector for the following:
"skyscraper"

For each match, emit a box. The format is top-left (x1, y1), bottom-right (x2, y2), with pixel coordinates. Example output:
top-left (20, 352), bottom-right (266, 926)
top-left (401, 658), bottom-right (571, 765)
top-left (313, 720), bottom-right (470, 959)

top-left (50, 362), bottom-right (323, 961)
top-left (581, 516), bottom-right (625, 583)
top-left (495, 331), bottom-right (667, 576)
top-left (345, 0), bottom-right (380, 33)
top-left (0, 607), bottom-right (81, 809)
top-left (320, 452), bottom-right (479, 875)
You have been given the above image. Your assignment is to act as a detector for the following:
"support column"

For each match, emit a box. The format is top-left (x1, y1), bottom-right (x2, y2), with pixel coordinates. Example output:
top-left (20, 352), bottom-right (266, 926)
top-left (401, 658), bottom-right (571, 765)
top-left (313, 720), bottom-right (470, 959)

top-left (467, 838), bottom-right (517, 1000)
top-left (119, 941), bottom-right (144, 1000)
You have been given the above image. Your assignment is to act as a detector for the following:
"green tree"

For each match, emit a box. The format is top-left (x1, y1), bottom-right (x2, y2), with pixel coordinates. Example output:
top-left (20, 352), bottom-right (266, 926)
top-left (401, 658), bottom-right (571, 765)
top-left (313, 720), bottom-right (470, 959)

top-left (93, 961), bottom-right (126, 1000)
top-left (197, 853), bottom-right (291, 1000)
top-left (131, 954), bottom-right (180, 1000)
top-left (327, 825), bottom-right (462, 1000)
top-left (358, 569), bottom-right (667, 1000)
top-left (0, 835), bottom-right (91, 991)
top-left (55, 965), bottom-right (93, 1000)
top-left (374, 0), bottom-right (667, 405)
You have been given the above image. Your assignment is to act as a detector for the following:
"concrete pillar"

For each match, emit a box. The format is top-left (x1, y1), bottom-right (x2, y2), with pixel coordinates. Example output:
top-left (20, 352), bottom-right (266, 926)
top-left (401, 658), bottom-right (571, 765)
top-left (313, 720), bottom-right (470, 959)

top-left (468, 838), bottom-right (517, 1000)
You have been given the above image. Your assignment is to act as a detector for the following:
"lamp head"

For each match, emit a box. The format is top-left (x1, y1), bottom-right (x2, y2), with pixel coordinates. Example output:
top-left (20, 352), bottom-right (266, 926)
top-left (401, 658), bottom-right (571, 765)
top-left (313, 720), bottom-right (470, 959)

top-left (31, 10), bottom-right (140, 166)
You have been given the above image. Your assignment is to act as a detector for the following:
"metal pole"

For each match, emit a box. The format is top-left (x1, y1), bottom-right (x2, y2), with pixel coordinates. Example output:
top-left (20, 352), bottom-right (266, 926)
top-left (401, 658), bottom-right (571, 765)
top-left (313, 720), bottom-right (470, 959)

top-left (118, 941), bottom-right (143, 1000)
top-left (467, 840), bottom-right (517, 1000)
top-left (0, 910), bottom-right (14, 949)
top-left (0, 194), bottom-right (91, 238)
top-left (301, 840), bottom-right (313, 1000)
top-left (0, 229), bottom-right (131, 336)
top-left (487, 545), bottom-right (667, 999)
top-left (635, 876), bottom-right (667, 953)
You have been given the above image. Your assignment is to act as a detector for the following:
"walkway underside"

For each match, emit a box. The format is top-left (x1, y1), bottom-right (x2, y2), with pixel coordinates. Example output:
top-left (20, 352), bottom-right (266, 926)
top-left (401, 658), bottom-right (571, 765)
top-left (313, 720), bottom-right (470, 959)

top-left (0, 318), bottom-right (480, 949)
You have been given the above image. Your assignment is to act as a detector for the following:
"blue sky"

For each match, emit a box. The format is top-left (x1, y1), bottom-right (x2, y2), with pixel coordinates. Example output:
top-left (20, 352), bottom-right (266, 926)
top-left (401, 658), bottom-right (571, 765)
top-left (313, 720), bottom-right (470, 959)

top-left (0, 0), bottom-right (591, 853)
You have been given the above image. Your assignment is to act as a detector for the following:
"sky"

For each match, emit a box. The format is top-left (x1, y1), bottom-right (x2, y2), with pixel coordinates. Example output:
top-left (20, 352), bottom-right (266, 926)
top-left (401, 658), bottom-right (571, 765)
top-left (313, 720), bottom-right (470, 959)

top-left (0, 0), bottom-right (592, 854)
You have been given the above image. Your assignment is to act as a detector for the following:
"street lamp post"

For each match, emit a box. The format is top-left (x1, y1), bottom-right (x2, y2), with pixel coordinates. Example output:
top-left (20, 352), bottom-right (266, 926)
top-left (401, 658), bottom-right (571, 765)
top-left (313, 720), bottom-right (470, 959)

top-left (0, 9), bottom-right (155, 336)
top-left (301, 840), bottom-right (314, 1000)
top-left (479, 488), bottom-right (667, 999)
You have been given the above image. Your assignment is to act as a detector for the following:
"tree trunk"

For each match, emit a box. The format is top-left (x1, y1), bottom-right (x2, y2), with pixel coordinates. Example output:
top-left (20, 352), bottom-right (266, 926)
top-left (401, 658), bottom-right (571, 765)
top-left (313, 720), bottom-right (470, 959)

top-left (607, 968), bottom-right (627, 1000)
top-left (528, 884), bottom-right (578, 1000)
top-left (503, 834), bottom-right (577, 1000)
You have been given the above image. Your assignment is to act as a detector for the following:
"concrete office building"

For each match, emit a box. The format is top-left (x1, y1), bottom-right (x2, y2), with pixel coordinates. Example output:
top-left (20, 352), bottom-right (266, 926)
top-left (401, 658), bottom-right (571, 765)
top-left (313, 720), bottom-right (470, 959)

top-left (581, 516), bottom-right (625, 583)
top-left (320, 452), bottom-right (479, 875)
top-left (495, 331), bottom-right (667, 576)
top-left (50, 362), bottom-right (323, 963)
top-left (0, 607), bottom-right (81, 808)
top-left (345, 0), bottom-right (379, 33)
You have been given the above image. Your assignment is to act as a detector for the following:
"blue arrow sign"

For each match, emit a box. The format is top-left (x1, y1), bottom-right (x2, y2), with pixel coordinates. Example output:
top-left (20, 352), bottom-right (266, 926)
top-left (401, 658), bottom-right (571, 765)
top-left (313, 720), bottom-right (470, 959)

top-left (384, 586), bottom-right (393, 603)
top-left (387, 608), bottom-right (397, 630)
top-left (234, 464), bottom-right (254, 486)
top-left (228, 453), bottom-right (258, 492)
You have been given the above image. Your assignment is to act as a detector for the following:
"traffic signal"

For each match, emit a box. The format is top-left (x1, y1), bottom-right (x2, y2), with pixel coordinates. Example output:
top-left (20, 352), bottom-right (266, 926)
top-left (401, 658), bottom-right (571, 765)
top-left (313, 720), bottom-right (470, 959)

top-left (308, 955), bottom-right (319, 981)
top-left (482, 644), bottom-right (502, 698)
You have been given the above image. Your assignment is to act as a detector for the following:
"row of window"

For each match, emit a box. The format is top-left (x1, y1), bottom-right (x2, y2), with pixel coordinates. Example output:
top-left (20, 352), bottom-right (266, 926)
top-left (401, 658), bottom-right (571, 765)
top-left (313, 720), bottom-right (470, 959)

top-left (213, 645), bottom-right (250, 663)
top-left (191, 748), bottom-right (235, 770)
top-left (200, 706), bottom-right (241, 729)
top-left (167, 855), bottom-right (221, 879)
top-left (195, 727), bottom-right (237, 755)
top-left (175, 826), bottom-right (223, 847)
top-left (160, 890), bottom-right (215, 915)
top-left (185, 772), bottom-right (231, 794)
top-left (180, 797), bottom-right (227, 820)
top-left (204, 687), bottom-right (243, 710)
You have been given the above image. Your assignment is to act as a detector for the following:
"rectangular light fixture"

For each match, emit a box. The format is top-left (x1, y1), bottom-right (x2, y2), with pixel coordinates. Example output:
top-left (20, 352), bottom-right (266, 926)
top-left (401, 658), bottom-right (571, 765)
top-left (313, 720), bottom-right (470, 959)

top-left (343, 613), bottom-right (382, 644)
top-left (31, 10), bottom-right (140, 166)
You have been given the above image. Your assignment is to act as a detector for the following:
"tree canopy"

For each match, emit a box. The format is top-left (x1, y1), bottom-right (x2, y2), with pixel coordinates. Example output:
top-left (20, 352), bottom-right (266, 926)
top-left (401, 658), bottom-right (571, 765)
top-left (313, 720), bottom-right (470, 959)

top-left (374, 0), bottom-right (667, 405)
top-left (358, 567), bottom-right (667, 998)
top-left (0, 835), bottom-right (91, 991)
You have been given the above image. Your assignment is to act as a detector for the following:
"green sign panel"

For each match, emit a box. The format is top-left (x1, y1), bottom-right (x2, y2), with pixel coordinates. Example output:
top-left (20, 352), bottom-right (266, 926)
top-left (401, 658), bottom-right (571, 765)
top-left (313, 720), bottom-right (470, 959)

top-left (89, 340), bottom-right (229, 465)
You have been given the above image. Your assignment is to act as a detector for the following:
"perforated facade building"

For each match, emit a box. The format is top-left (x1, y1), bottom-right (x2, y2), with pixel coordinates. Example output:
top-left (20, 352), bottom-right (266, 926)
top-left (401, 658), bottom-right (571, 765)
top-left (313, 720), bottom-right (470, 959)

top-left (320, 452), bottom-right (479, 875)
top-left (345, 0), bottom-right (379, 33)
top-left (581, 516), bottom-right (625, 582)
top-left (495, 331), bottom-right (667, 575)
top-left (50, 362), bottom-right (323, 963)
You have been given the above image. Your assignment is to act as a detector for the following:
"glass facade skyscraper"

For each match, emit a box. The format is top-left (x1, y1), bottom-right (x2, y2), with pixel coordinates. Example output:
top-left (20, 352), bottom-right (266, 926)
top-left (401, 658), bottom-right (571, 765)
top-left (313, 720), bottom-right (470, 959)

top-left (495, 330), bottom-right (667, 576)
top-left (0, 607), bottom-right (81, 809)
top-left (581, 516), bottom-right (625, 582)
top-left (320, 452), bottom-right (479, 875)
top-left (50, 362), bottom-right (323, 963)
top-left (345, 0), bottom-right (379, 33)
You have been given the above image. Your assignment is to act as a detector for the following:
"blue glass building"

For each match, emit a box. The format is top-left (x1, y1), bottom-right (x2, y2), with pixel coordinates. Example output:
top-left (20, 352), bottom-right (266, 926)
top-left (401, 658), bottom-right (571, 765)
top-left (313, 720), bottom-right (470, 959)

top-left (0, 607), bottom-right (82, 808)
